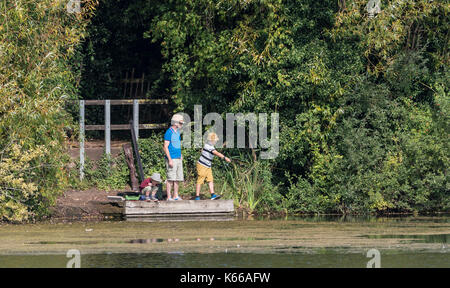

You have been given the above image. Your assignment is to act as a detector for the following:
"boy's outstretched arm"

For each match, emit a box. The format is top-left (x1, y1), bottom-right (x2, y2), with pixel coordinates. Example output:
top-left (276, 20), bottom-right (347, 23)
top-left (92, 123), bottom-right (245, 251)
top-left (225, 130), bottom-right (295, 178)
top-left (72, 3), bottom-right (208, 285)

top-left (212, 150), bottom-right (231, 163)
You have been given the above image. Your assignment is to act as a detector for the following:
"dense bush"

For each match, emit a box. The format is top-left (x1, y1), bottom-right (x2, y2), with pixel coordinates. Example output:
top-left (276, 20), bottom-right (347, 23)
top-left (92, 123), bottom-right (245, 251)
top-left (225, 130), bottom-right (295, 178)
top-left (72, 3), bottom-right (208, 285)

top-left (2, 0), bottom-right (447, 220)
top-left (145, 0), bottom-right (448, 214)
top-left (69, 0), bottom-right (449, 215)
top-left (0, 0), bottom-right (95, 221)
top-left (82, 154), bottom-right (130, 191)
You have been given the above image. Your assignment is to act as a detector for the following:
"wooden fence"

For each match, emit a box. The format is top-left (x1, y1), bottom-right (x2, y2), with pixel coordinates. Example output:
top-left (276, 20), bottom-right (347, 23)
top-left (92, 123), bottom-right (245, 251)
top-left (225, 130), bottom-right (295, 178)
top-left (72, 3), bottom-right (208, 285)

top-left (122, 68), bottom-right (150, 99)
top-left (79, 99), bottom-right (168, 180)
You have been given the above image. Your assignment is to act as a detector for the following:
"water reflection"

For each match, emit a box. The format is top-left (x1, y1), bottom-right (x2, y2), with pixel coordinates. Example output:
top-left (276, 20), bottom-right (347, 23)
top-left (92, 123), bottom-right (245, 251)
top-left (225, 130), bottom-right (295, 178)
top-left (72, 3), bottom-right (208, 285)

top-left (249, 214), bottom-right (450, 223)
top-left (2, 214), bottom-right (449, 268)
top-left (128, 237), bottom-right (271, 244)
top-left (130, 239), bottom-right (165, 244)
top-left (1, 252), bottom-right (449, 268)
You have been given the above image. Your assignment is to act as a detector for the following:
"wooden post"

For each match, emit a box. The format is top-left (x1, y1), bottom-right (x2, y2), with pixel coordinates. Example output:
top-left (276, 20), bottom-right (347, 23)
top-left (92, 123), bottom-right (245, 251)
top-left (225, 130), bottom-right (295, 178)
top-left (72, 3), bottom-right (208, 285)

top-left (140, 73), bottom-right (145, 97)
top-left (123, 143), bottom-right (139, 191)
top-left (135, 75), bottom-right (139, 98)
top-left (130, 119), bottom-right (145, 183)
top-left (130, 68), bottom-right (134, 98)
top-left (133, 99), bottom-right (139, 140)
top-left (123, 71), bottom-right (128, 98)
top-left (79, 100), bottom-right (85, 180)
top-left (105, 99), bottom-right (111, 155)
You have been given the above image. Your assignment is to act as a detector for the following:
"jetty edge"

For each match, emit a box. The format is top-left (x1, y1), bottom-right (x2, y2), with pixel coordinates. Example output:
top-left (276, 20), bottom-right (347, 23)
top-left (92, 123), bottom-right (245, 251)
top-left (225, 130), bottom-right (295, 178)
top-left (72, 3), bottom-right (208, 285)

top-left (107, 196), bottom-right (235, 221)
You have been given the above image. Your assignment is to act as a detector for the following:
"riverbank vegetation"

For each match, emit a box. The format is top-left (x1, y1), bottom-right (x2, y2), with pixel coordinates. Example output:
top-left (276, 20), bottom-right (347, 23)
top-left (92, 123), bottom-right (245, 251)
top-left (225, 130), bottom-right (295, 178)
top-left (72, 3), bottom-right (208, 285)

top-left (0, 0), bottom-right (97, 221)
top-left (1, 0), bottom-right (448, 221)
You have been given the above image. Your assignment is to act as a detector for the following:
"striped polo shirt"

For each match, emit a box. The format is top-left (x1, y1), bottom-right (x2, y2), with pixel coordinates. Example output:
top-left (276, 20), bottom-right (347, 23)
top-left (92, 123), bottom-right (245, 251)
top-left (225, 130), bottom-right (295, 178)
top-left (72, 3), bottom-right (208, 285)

top-left (198, 143), bottom-right (216, 168)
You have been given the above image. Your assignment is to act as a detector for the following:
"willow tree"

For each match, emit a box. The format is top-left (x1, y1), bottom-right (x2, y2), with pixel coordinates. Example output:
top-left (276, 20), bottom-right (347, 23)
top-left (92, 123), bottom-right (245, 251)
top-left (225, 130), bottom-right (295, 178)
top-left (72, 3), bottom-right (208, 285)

top-left (0, 0), bottom-right (96, 221)
top-left (332, 0), bottom-right (449, 74)
top-left (147, 0), bottom-right (448, 214)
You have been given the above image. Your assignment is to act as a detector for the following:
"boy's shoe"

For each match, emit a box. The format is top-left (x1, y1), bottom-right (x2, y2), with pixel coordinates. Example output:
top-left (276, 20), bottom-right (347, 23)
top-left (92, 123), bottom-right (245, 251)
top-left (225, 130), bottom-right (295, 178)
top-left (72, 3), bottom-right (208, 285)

top-left (167, 197), bottom-right (174, 201)
top-left (173, 197), bottom-right (181, 201)
top-left (194, 196), bottom-right (201, 201)
top-left (210, 194), bottom-right (221, 200)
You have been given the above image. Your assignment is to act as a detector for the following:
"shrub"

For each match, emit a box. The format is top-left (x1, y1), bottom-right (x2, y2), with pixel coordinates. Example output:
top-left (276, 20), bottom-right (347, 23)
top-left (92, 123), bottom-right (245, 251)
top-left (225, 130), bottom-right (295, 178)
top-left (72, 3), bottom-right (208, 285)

top-left (0, 0), bottom-right (95, 221)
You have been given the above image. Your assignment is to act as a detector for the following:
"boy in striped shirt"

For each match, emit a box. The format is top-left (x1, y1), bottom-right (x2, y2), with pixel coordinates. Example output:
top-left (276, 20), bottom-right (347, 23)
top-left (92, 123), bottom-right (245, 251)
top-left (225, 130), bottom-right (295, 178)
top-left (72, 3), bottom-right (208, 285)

top-left (195, 132), bottom-right (231, 200)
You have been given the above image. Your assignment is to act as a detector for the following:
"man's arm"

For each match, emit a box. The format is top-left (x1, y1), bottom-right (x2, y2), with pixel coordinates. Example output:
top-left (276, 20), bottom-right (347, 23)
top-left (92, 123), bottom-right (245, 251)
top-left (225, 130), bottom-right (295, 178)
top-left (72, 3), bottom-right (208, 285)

top-left (163, 140), bottom-right (173, 167)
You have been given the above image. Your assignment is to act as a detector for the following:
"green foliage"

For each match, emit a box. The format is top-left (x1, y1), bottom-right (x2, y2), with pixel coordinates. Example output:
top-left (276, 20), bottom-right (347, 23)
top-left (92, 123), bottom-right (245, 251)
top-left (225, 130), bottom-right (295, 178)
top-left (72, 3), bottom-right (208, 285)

top-left (144, 0), bottom-right (448, 215)
top-left (138, 132), bottom-right (168, 179)
top-left (282, 77), bottom-right (449, 214)
top-left (0, 0), bottom-right (95, 221)
top-left (93, 154), bottom-right (130, 190)
top-left (331, 0), bottom-right (449, 74)
top-left (215, 152), bottom-right (282, 214)
top-left (139, 132), bottom-right (282, 212)
top-left (74, 153), bottom-right (130, 191)
top-left (3, 0), bottom-right (446, 220)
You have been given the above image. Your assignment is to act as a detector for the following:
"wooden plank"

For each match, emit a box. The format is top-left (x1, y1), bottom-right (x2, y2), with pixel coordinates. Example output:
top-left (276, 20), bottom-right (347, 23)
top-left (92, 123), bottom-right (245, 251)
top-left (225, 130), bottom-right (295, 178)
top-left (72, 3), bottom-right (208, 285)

top-left (124, 200), bottom-right (234, 216)
top-left (107, 196), bottom-right (125, 202)
top-left (121, 78), bottom-right (145, 84)
top-left (84, 99), bottom-right (168, 105)
top-left (85, 123), bottom-right (168, 131)
top-left (126, 215), bottom-right (235, 222)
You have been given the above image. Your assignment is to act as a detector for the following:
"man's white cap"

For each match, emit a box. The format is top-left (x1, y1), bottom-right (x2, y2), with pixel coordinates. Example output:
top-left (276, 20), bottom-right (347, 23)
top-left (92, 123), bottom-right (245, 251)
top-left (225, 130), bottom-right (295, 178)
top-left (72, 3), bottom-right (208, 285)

top-left (171, 114), bottom-right (184, 125)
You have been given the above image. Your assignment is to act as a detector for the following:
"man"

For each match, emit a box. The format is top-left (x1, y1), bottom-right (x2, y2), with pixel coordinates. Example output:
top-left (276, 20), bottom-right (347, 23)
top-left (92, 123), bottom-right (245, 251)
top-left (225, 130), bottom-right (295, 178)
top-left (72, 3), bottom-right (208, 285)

top-left (163, 114), bottom-right (184, 201)
top-left (139, 172), bottom-right (162, 201)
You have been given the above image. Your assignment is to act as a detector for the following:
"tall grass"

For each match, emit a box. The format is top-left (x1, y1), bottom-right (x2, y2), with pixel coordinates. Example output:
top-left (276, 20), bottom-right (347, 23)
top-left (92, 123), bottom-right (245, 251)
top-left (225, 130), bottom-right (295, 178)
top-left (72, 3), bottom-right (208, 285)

top-left (220, 154), bottom-right (266, 214)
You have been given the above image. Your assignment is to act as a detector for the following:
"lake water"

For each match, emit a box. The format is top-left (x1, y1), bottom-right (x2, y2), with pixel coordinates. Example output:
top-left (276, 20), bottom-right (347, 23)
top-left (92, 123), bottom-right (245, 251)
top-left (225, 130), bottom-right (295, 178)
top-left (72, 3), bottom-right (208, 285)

top-left (0, 215), bottom-right (448, 268)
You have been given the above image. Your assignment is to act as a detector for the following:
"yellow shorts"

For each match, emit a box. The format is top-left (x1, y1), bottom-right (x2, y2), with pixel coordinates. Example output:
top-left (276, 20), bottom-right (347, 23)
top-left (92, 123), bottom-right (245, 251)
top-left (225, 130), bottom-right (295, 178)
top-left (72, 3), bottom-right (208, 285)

top-left (196, 163), bottom-right (213, 184)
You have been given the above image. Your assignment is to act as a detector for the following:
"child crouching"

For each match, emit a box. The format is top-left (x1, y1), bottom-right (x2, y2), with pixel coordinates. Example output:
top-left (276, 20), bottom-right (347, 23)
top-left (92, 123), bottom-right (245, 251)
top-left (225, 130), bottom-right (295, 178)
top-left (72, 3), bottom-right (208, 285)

top-left (139, 172), bottom-right (162, 201)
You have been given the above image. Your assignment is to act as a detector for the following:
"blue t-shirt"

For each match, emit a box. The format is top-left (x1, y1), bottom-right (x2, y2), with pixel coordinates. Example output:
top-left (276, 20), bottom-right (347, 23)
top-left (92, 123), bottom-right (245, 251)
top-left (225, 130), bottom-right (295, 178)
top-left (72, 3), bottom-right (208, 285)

top-left (164, 127), bottom-right (181, 159)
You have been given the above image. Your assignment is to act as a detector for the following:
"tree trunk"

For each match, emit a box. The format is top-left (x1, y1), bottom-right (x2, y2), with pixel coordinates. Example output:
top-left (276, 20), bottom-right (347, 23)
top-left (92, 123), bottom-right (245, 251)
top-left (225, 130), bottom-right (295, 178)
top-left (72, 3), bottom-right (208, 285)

top-left (123, 143), bottom-right (139, 191)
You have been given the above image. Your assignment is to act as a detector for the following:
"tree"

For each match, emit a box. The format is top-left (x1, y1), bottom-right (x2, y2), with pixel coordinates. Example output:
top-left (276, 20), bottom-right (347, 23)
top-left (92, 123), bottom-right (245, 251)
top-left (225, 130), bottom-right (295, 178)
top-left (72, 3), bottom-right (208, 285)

top-left (0, 0), bottom-right (95, 221)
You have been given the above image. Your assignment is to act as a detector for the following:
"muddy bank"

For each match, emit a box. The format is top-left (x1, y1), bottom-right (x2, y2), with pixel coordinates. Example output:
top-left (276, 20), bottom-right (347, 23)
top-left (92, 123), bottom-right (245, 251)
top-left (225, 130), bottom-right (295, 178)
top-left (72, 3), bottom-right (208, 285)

top-left (48, 189), bottom-right (447, 222)
top-left (50, 188), bottom-right (124, 221)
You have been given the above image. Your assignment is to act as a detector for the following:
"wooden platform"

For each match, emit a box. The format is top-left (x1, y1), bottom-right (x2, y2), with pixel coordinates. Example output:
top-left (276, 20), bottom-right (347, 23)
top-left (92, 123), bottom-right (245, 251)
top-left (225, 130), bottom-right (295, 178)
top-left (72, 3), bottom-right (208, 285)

top-left (124, 199), bottom-right (235, 220)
